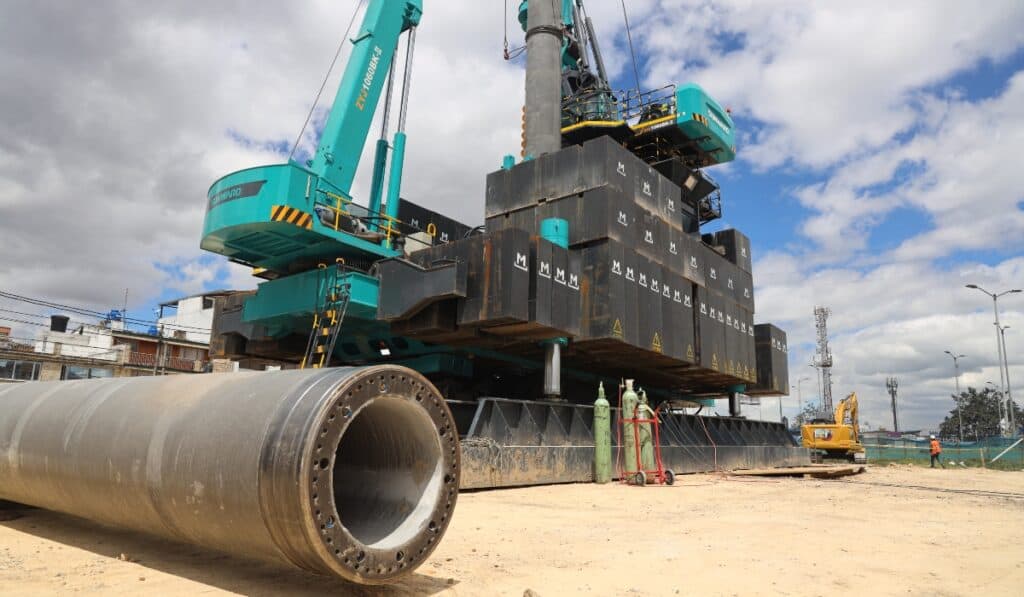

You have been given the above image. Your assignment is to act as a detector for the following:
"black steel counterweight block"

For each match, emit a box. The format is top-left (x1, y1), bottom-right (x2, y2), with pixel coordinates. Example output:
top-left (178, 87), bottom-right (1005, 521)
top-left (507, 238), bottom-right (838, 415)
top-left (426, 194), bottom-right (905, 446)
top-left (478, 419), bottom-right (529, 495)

top-left (750, 323), bottom-right (789, 395)
top-left (712, 228), bottom-right (753, 274)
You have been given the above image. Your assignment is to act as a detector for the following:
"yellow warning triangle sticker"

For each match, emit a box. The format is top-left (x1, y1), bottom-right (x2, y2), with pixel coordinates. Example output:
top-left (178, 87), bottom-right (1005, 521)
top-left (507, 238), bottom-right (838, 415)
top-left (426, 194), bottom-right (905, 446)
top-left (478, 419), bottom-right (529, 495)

top-left (651, 332), bottom-right (663, 353)
top-left (711, 353), bottom-right (719, 370)
top-left (612, 319), bottom-right (623, 339)
top-left (686, 344), bottom-right (695, 360)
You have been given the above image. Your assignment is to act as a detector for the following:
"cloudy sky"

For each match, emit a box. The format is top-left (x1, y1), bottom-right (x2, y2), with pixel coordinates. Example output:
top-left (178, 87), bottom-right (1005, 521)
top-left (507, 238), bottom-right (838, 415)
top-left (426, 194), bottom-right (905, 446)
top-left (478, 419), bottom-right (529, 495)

top-left (2, 1), bottom-right (1022, 431)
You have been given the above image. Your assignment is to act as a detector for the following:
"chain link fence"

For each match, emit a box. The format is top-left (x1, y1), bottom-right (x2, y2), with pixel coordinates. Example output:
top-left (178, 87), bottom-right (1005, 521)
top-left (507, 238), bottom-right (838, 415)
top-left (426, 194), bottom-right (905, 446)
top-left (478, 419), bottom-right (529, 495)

top-left (865, 437), bottom-right (1024, 470)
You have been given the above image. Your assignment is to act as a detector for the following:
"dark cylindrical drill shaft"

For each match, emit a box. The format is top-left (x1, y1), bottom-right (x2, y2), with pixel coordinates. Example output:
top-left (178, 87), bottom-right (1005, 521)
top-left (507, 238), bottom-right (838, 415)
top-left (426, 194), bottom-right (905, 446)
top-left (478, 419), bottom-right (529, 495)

top-left (0, 365), bottom-right (459, 585)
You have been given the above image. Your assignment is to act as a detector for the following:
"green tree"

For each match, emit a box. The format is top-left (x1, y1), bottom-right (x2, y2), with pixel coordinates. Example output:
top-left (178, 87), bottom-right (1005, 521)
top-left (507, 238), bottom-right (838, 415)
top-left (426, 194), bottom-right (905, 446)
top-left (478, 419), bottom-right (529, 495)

top-left (938, 387), bottom-right (1023, 440)
top-left (791, 402), bottom-right (830, 432)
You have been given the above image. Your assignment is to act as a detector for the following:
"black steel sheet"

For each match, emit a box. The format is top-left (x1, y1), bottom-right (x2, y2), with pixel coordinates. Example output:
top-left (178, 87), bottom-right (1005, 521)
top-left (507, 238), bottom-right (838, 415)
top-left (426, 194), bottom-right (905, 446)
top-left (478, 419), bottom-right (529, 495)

top-left (695, 286), bottom-right (727, 374)
top-left (505, 157), bottom-right (538, 216)
top-left (677, 278), bottom-right (697, 365)
top-left (733, 267), bottom-right (755, 312)
top-left (663, 226), bottom-right (683, 276)
top-left (681, 233), bottom-right (706, 286)
top-left (739, 307), bottom-right (756, 384)
top-left (658, 178), bottom-right (683, 231)
top-left (558, 186), bottom-right (637, 247)
top-left (660, 272), bottom-right (695, 363)
top-left (484, 167), bottom-right (510, 218)
top-left (578, 241), bottom-right (644, 347)
top-left (635, 163), bottom-right (660, 214)
top-left (713, 228), bottom-right (753, 274)
top-left (620, 247), bottom-right (640, 347)
top-left (551, 241), bottom-right (570, 334)
top-left (713, 258), bottom-right (754, 313)
top-left (567, 248), bottom-right (583, 336)
top-left (636, 208), bottom-right (663, 262)
top-left (485, 229), bottom-right (532, 325)
top-left (537, 144), bottom-right (584, 201)
top-left (703, 243), bottom-right (728, 295)
top-left (751, 323), bottom-right (790, 395)
top-left (485, 206), bottom-right (536, 236)
top-left (531, 236), bottom-right (553, 329)
top-left (580, 135), bottom-right (638, 196)
top-left (637, 258), bottom-right (665, 355)
top-left (396, 198), bottom-right (473, 245)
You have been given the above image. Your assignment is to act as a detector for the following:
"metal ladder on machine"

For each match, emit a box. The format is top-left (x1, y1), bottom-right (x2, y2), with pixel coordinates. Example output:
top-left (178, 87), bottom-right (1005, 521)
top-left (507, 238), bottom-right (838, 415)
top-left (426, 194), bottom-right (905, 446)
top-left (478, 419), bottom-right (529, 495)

top-left (301, 260), bottom-right (351, 369)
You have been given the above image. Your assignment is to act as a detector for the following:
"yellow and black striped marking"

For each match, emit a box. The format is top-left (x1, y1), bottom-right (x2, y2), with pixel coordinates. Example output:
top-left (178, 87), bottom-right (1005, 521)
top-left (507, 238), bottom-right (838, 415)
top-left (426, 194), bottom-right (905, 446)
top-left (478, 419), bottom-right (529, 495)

top-left (271, 205), bottom-right (312, 229)
top-left (693, 113), bottom-right (709, 126)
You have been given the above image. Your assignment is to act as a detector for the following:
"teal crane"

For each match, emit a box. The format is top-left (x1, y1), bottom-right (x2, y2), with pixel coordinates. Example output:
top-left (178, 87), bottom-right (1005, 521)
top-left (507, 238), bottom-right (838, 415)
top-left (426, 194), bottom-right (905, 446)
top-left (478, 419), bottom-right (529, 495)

top-left (201, 0), bottom-right (422, 332)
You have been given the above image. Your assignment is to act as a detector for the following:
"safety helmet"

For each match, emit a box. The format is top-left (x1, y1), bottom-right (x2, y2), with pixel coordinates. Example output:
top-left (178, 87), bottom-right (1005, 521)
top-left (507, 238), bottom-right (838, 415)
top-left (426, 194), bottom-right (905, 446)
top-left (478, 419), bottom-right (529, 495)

top-left (929, 434), bottom-right (936, 439)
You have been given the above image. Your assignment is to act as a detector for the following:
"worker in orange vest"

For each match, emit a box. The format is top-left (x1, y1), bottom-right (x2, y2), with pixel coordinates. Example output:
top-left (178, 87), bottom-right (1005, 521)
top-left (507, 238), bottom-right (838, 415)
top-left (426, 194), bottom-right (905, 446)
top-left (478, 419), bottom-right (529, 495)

top-left (929, 435), bottom-right (944, 468)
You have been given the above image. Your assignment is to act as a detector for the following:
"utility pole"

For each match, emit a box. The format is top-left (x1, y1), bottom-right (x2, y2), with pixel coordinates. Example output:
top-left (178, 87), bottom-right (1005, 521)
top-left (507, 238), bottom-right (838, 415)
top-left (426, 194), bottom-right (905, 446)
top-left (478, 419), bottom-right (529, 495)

top-left (886, 377), bottom-right (899, 433)
top-left (152, 324), bottom-right (163, 376)
top-left (965, 285), bottom-right (1021, 437)
top-left (945, 350), bottom-right (966, 442)
top-left (813, 307), bottom-right (834, 415)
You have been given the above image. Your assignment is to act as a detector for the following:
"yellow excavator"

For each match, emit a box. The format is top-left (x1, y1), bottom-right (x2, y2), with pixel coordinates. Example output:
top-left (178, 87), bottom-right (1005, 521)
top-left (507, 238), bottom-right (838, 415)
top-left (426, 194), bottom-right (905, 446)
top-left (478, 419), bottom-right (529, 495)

top-left (801, 392), bottom-right (866, 463)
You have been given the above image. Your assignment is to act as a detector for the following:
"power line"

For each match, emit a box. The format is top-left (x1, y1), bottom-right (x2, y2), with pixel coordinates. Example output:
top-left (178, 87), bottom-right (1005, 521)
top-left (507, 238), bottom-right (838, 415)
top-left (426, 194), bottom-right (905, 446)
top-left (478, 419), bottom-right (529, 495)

top-left (0, 316), bottom-right (47, 328)
top-left (0, 332), bottom-right (122, 358)
top-left (0, 291), bottom-right (212, 334)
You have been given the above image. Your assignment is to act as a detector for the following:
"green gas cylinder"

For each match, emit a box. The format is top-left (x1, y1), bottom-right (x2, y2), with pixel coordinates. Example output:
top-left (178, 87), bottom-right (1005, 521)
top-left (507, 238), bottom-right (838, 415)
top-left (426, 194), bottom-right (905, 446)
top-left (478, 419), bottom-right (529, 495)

top-left (593, 382), bottom-right (612, 484)
top-left (622, 379), bottom-right (639, 474)
top-left (638, 389), bottom-right (656, 475)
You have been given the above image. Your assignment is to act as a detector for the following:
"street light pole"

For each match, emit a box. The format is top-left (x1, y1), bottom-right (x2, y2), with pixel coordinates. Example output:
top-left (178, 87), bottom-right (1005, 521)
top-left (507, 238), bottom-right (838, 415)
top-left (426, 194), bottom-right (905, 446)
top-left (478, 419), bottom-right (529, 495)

top-left (966, 285), bottom-right (1021, 437)
top-left (944, 350), bottom-right (966, 443)
top-left (792, 376), bottom-right (810, 423)
top-left (999, 325), bottom-right (1015, 435)
top-left (986, 380), bottom-right (1003, 437)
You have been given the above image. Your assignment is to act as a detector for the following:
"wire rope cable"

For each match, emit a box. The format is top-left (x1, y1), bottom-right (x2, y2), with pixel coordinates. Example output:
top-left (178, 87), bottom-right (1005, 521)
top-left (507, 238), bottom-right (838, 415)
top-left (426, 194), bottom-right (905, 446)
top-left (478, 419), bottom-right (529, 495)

top-left (288, 0), bottom-right (366, 161)
top-left (619, 0), bottom-right (642, 96)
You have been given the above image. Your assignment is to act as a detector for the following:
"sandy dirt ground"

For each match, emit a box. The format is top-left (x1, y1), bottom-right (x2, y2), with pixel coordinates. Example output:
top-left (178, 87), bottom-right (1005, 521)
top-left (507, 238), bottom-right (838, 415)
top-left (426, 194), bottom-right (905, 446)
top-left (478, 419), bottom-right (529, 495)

top-left (1, 465), bottom-right (1022, 596)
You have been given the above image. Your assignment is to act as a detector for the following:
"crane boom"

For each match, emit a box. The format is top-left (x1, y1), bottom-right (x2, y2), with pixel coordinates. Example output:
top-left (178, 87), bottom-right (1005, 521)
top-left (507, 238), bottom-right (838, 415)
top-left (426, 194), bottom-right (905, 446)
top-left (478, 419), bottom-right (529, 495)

top-left (308, 0), bottom-right (422, 198)
top-left (202, 0), bottom-right (423, 276)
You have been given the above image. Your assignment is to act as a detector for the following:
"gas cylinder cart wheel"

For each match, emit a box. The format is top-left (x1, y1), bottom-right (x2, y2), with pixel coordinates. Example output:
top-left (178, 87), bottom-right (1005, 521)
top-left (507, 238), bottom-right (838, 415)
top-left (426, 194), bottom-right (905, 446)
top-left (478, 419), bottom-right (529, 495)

top-left (632, 471), bottom-right (647, 486)
top-left (663, 469), bottom-right (675, 486)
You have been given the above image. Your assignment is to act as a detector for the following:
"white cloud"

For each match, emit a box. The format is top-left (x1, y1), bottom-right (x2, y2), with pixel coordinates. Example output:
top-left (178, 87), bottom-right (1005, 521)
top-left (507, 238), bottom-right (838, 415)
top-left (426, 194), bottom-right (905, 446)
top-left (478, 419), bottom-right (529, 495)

top-left (1, 0), bottom-right (1022, 434)
top-left (633, 0), bottom-right (1024, 169)
top-left (0, 1), bottom-right (530, 332)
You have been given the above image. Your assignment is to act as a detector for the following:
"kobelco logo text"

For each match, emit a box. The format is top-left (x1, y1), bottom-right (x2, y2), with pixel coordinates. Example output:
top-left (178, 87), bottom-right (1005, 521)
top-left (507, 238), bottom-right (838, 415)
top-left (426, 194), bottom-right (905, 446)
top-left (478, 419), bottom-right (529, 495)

top-left (355, 46), bottom-right (384, 110)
